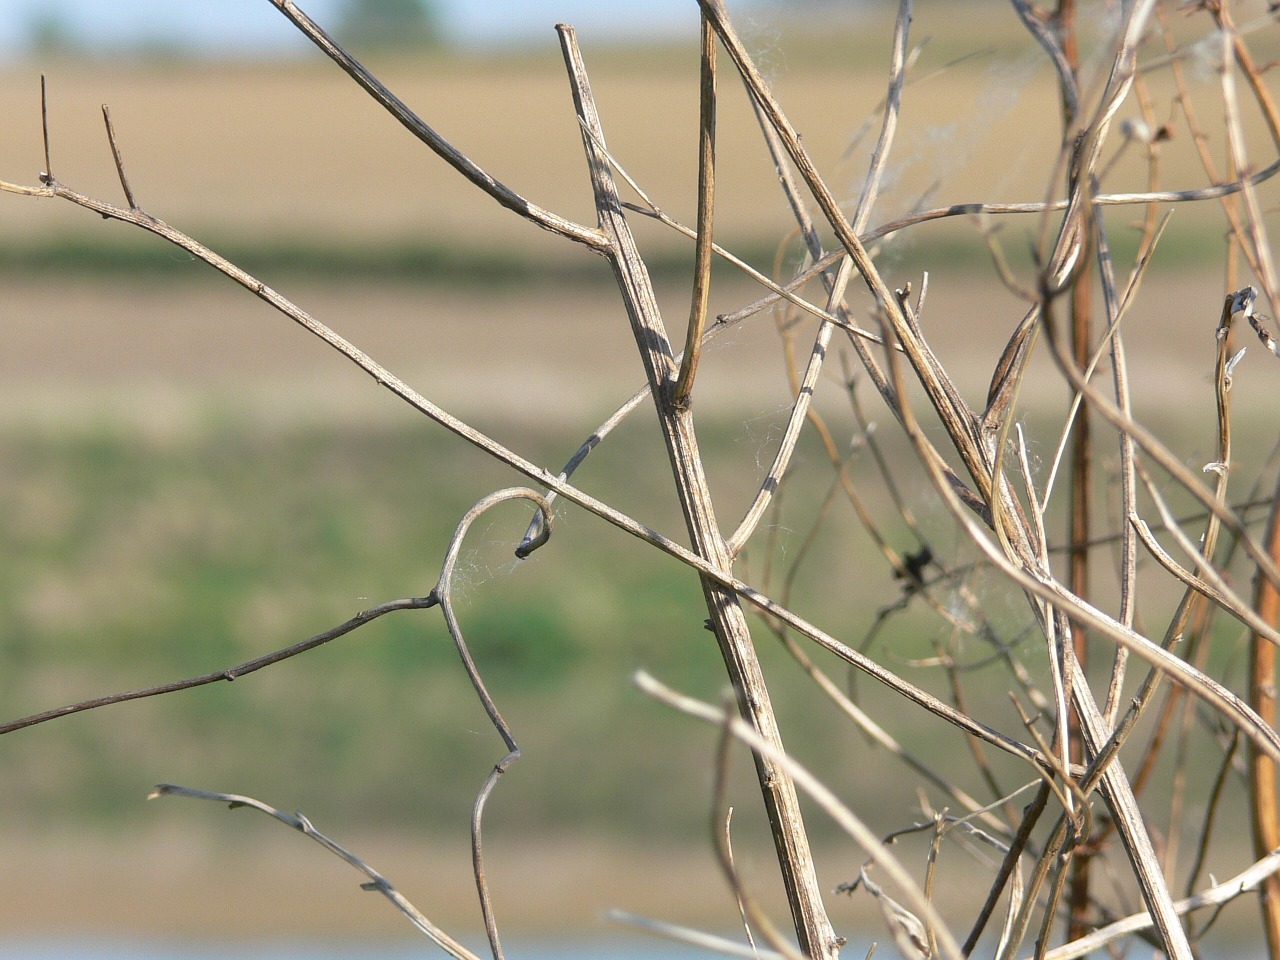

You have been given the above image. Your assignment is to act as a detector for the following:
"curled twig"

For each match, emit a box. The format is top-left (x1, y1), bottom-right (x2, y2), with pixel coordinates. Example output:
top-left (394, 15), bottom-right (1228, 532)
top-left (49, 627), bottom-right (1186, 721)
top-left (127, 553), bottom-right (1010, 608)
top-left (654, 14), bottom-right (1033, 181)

top-left (431, 487), bottom-right (554, 960)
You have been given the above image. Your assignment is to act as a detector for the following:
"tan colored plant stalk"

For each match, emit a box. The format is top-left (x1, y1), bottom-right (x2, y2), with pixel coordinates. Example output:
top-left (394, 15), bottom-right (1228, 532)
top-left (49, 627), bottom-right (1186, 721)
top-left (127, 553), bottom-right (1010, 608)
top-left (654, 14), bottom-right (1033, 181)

top-left (1250, 483), bottom-right (1280, 960)
top-left (672, 14), bottom-right (717, 409)
top-left (557, 27), bottom-right (840, 960)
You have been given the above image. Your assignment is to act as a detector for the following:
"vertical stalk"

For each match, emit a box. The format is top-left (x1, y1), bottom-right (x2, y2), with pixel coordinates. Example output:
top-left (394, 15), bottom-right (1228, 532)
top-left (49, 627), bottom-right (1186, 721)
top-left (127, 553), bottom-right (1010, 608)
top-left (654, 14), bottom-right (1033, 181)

top-left (1052, 0), bottom-right (1097, 939)
top-left (1250, 482), bottom-right (1280, 959)
top-left (672, 14), bottom-right (717, 408)
top-left (558, 27), bottom-right (839, 960)
top-left (1065, 213), bottom-right (1095, 944)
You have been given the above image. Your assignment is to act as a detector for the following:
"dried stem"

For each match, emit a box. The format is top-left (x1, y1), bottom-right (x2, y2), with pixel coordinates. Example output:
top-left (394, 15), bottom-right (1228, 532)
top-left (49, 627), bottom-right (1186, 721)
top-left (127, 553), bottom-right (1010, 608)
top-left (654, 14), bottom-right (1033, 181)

top-left (148, 784), bottom-right (483, 960)
top-left (636, 671), bottom-right (965, 960)
top-left (1251, 476), bottom-right (1280, 958)
top-left (1029, 848), bottom-right (1280, 960)
top-left (0, 594), bottom-right (438, 736)
top-left (265, 0), bottom-right (605, 250)
top-left (433, 489), bottom-right (552, 960)
top-left (101, 104), bottom-right (137, 209)
top-left (672, 14), bottom-right (717, 408)
top-left (38, 74), bottom-right (51, 184)
top-left (559, 25), bottom-right (838, 958)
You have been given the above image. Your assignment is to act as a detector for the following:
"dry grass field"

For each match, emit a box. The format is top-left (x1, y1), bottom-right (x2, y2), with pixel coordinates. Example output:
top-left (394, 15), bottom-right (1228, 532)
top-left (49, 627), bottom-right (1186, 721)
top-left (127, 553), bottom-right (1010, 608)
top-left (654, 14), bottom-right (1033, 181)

top-left (0, 7), bottom-right (1049, 249)
top-left (0, 2), bottom-right (1271, 260)
top-left (0, 3), bottom-right (1273, 434)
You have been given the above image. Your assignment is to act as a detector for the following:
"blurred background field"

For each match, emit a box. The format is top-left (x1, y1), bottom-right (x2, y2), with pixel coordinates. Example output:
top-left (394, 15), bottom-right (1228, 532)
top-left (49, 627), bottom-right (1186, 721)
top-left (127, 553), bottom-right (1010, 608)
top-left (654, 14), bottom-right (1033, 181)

top-left (1, 0), bottom-right (1278, 944)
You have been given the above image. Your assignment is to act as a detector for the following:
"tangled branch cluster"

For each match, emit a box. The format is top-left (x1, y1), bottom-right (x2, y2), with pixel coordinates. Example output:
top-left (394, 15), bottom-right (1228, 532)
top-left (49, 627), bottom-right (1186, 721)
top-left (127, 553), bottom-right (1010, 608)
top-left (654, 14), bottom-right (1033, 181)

top-left (5, 1), bottom-right (1280, 959)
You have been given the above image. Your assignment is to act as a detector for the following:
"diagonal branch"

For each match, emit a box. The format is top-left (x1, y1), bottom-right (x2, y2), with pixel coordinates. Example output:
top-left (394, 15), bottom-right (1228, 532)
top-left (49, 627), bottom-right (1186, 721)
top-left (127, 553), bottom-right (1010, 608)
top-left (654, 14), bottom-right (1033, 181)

top-left (0, 595), bottom-right (437, 736)
top-left (149, 784), bottom-right (483, 960)
top-left (265, 0), bottom-right (605, 251)
top-left (637, 672), bottom-right (965, 960)
top-left (0, 131), bottom-right (1049, 785)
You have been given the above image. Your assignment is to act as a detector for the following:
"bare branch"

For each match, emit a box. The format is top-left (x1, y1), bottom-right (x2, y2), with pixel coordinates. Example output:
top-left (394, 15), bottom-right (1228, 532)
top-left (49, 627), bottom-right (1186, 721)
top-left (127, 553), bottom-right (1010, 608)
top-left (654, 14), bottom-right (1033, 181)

top-left (8, 5), bottom-right (1280, 956)
top-left (0, 595), bottom-right (437, 736)
top-left (100, 105), bottom-right (137, 210)
top-left (264, 0), bottom-right (605, 250)
top-left (672, 14), bottom-right (717, 408)
top-left (149, 784), bottom-right (483, 960)
top-left (635, 671), bottom-right (966, 960)
top-left (1029, 849), bottom-right (1280, 960)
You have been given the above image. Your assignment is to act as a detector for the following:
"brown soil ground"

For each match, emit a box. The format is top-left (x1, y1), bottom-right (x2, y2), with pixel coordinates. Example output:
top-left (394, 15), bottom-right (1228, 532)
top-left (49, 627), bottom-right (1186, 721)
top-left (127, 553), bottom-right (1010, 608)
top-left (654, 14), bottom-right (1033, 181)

top-left (0, 270), bottom-right (1262, 434)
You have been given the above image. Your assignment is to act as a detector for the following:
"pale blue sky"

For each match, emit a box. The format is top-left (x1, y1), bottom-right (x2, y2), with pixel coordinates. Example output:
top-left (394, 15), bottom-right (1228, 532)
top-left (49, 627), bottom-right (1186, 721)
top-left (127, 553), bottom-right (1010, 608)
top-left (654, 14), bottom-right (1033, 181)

top-left (0, 1), bottom-right (711, 54)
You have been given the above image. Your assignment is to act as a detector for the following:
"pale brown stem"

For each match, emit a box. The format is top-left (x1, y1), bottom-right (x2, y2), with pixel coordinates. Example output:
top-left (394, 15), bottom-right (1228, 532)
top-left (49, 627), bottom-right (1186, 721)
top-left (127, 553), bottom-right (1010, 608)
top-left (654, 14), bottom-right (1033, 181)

top-left (672, 14), bottom-right (717, 408)
top-left (1250, 478), bottom-right (1280, 959)
top-left (266, 0), bottom-right (605, 250)
top-left (558, 26), bottom-right (839, 959)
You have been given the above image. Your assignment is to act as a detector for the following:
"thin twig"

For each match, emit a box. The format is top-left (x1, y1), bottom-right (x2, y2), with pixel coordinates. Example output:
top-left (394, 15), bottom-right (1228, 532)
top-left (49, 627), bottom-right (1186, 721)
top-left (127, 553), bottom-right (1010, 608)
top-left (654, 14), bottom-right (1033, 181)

top-left (1183, 730), bottom-right (1241, 900)
top-left (607, 911), bottom-right (787, 960)
top-left (264, 1), bottom-right (604, 250)
top-left (850, 0), bottom-right (913, 236)
top-left (722, 808), bottom-right (760, 958)
top-left (672, 14), bottom-right (717, 408)
top-left (726, 259), bottom-right (852, 556)
top-left (715, 153), bottom-right (1280, 330)
top-left (1129, 510), bottom-right (1280, 648)
top-left (1025, 849), bottom-right (1280, 960)
top-left (434, 489), bottom-right (552, 960)
top-left (100, 104), bottom-right (137, 209)
top-left (963, 782), bottom-right (1051, 955)
top-left (0, 595), bottom-right (438, 736)
top-left (709, 702), bottom-right (807, 960)
top-left (636, 671), bottom-right (966, 960)
top-left (148, 784), bottom-right (483, 960)
top-left (39, 74), bottom-right (51, 185)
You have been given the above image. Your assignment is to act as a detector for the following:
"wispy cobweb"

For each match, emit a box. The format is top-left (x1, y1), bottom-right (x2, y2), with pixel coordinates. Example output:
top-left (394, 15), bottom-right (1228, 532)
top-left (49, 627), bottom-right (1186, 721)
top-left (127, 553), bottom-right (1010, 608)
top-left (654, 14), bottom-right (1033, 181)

top-left (841, 39), bottom-right (1045, 222)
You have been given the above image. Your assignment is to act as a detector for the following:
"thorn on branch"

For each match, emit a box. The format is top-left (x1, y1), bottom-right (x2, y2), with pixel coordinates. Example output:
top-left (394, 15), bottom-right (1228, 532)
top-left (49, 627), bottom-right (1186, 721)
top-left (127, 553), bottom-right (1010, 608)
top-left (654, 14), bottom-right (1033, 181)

top-left (102, 104), bottom-right (138, 210)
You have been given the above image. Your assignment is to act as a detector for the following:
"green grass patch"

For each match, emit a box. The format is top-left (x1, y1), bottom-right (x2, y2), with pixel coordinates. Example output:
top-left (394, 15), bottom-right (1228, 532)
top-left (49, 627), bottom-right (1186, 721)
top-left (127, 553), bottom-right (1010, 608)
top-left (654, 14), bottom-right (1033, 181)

top-left (0, 420), bottom-right (794, 831)
top-left (0, 415), bottom-right (951, 834)
top-left (0, 410), bottom-right (1261, 837)
top-left (0, 215), bottom-right (1232, 290)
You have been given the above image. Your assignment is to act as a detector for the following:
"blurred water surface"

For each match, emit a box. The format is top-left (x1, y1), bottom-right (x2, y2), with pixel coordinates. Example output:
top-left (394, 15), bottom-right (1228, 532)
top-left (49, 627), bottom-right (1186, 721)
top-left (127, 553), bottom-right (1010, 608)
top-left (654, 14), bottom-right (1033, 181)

top-left (0, 937), bottom-right (817, 960)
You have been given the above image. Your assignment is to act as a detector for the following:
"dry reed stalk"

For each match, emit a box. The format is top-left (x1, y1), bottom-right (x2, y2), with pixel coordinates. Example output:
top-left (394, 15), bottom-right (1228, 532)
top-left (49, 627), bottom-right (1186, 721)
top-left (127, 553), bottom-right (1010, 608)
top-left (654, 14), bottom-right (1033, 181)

top-left (1252, 483), bottom-right (1280, 958)
top-left (557, 24), bottom-right (839, 957)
